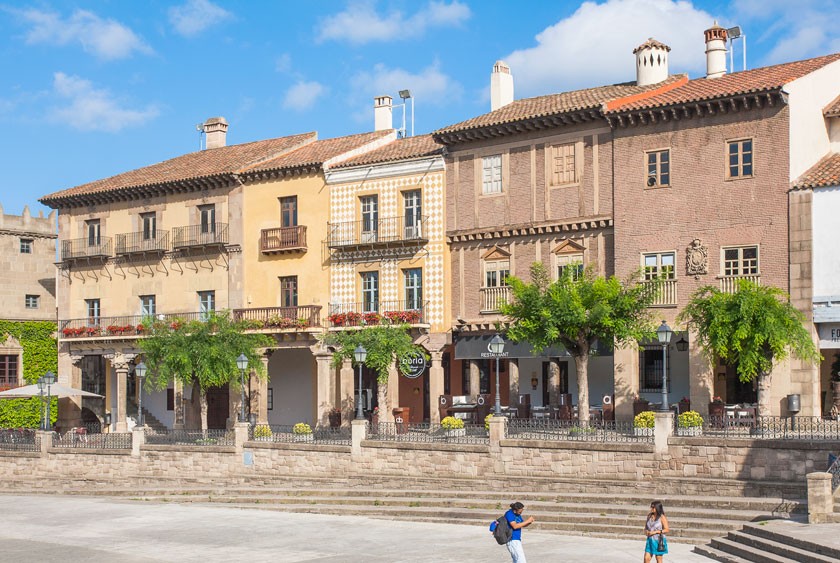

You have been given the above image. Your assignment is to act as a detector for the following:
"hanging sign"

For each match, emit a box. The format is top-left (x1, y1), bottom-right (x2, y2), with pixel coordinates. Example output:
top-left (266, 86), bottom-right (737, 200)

top-left (399, 350), bottom-right (427, 379)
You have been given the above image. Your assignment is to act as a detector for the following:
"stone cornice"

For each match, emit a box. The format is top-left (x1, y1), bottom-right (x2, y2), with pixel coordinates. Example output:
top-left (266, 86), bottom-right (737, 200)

top-left (0, 228), bottom-right (56, 239)
top-left (325, 156), bottom-right (444, 184)
top-left (447, 216), bottom-right (613, 244)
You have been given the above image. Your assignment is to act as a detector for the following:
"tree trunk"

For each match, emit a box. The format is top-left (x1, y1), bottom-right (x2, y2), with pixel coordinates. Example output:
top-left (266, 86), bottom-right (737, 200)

top-left (575, 352), bottom-right (590, 423)
top-left (756, 371), bottom-right (771, 418)
top-left (199, 388), bottom-right (208, 431)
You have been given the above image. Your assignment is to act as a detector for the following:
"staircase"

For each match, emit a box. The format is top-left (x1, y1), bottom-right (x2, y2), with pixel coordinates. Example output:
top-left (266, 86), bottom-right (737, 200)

top-left (139, 408), bottom-right (168, 433)
top-left (694, 521), bottom-right (840, 562)
top-left (0, 475), bottom-right (806, 545)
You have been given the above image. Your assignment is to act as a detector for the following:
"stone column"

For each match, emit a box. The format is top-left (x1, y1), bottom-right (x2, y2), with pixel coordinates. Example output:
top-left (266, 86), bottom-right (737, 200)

top-left (233, 421), bottom-right (249, 453)
top-left (489, 415), bottom-right (507, 456)
top-left (131, 426), bottom-right (146, 457)
top-left (653, 411), bottom-right (673, 454)
top-left (311, 345), bottom-right (334, 427)
top-left (105, 352), bottom-right (135, 432)
top-left (469, 360), bottom-right (480, 397)
top-left (613, 345), bottom-right (639, 422)
top-left (429, 351), bottom-right (445, 424)
top-left (173, 379), bottom-right (185, 429)
top-left (807, 472), bottom-right (834, 523)
top-left (351, 419), bottom-right (367, 459)
top-left (547, 359), bottom-right (560, 406)
top-left (340, 359), bottom-right (355, 423)
top-left (508, 359), bottom-right (520, 405)
top-left (688, 329), bottom-right (714, 418)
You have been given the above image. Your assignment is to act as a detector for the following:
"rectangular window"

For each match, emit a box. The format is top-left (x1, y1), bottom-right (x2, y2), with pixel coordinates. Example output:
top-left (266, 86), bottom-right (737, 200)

top-left (404, 268), bottom-right (423, 310)
top-left (461, 361), bottom-right (470, 395)
top-left (551, 143), bottom-right (576, 185)
top-left (723, 246), bottom-right (759, 276)
top-left (484, 259), bottom-right (510, 288)
top-left (557, 254), bottom-right (584, 281)
top-left (267, 388), bottom-right (274, 411)
top-left (199, 205), bottom-right (216, 234)
top-left (482, 155), bottom-right (502, 194)
top-left (646, 149), bottom-right (670, 187)
top-left (643, 252), bottom-right (676, 280)
top-left (403, 190), bottom-right (422, 238)
top-left (280, 196), bottom-right (298, 228)
top-left (140, 295), bottom-right (156, 317)
top-left (140, 213), bottom-right (157, 240)
top-left (361, 271), bottom-right (379, 313)
top-left (25, 295), bottom-right (39, 309)
top-left (86, 219), bottom-right (101, 246)
top-left (639, 347), bottom-right (671, 393)
top-left (198, 291), bottom-right (215, 320)
top-left (0, 355), bottom-right (19, 386)
top-left (728, 139), bottom-right (753, 179)
top-left (20, 239), bottom-right (33, 254)
top-left (86, 299), bottom-right (101, 325)
top-left (280, 276), bottom-right (298, 308)
top-left (360, 195), bottom-right (378, 242)
top-left (166, 388), bottom-right (174, 411)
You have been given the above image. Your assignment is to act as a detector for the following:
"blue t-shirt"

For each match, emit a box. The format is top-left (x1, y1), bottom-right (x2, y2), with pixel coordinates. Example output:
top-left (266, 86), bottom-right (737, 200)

top-left (505, 509), bottom-right (524, 541)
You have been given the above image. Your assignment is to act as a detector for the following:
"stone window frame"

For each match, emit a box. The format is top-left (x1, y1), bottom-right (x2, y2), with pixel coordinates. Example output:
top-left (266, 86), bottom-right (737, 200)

top-left (726, 137), bottom-right (754, 180)
top-left (641, 251), bottom-right (677, 280)
top-left (481, 154), bottom-right (503, 195)
top-left (481, 246), bottom-right (511, 288)
top-left (24, 294), bottom-right (40, 309)
top-left (645, 147), bottom-right (671, 188)
top-left (19, 238), bottom-right (33, 254)
top-left (0, 336), bottom-right (23, 386)
top-left (721, 245), bottom-right (759, 276)
top-left (551, 240), bottom-right (586, 281)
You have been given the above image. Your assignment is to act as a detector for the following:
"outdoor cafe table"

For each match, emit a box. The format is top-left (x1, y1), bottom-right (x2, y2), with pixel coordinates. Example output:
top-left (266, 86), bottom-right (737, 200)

top-left (445, 403), bottom-right (478, 424)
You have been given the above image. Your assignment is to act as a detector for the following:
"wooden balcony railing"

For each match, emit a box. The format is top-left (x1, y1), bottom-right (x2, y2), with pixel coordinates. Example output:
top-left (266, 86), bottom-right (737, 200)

top-left (172, 223), bottom-right (229, 249)
top-left (327, 301), bottom-right (426, 327)
top-left (480, 286), bottom-right (510, 313)
top-left (232, 305), bottom-right (321, 329)
top-left (61, 237), bottom-right (113, 261)
top-left (643, 278), bottom-right (678, 306)
top-left (260, 226), bottom-right (307, 254)
top-left (115, 230), bottom-right (170, 255)
top-left (719, 274), bottom-right (761, 294)
top-left (326, 216), bottom-right (428, 250)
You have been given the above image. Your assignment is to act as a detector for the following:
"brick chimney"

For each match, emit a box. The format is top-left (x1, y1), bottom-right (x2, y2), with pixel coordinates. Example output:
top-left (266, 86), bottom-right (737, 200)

top-left (491, 60), bottom-right (514, 111)
top-left (203, 117), bottom-right (228, 149)
top-left (704, 22), bottom-right (728, 79)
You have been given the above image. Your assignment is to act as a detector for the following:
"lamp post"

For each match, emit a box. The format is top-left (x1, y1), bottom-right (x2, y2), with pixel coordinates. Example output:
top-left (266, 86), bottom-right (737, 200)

top-left (43, 371), bottom-right (56, 431)
top-left (489, 335), bottom-right (505, 416)
top-left (236, 354), bottom-right (249, 423)
top-left (354, 345), bottom-right (367, 420)
top-left (37, 378), bottom-right (46, 430)
top-left (656, 320), bottom-right (673, 412)
top-left (135, 362), bottom-right (147, 427)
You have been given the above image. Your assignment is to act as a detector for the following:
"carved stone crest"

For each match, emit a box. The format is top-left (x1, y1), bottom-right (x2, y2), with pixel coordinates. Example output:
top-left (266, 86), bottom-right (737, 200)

top-left (686, 239), bottom-right (708, 276)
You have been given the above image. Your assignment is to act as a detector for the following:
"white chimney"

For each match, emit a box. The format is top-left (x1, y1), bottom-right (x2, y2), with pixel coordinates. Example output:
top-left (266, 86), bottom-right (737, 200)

top-left (374, 95), bottom-right (393, 131)
top-left (491, 60), bottom-right (514, 111)
top-left (704, 22), bottom-right (728, 79)
top-left (633, 38), bottom-right (670, 86)
top-left (203, 117), bottom-right (228, 149)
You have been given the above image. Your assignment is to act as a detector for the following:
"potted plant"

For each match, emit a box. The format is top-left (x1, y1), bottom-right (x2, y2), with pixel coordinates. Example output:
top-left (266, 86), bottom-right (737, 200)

top-left (484, 413), bottom-right (493, 433)
top-left (292, 422), bottom-right (313, 442)
top-left (633, 411), bottom-right (655, 436)
top-left (676, 410), bottom-right (703, 436)
top-left (253, 425), bottom-right (273, 441)
top-left (441, 415), bottom-right (466, 437)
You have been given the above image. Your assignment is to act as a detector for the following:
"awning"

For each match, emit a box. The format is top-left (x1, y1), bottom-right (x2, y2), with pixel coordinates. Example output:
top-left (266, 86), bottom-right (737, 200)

top-left (0, 383), bottom-right (103, 398)
top-left (454, 334), bottom-right (571, 360)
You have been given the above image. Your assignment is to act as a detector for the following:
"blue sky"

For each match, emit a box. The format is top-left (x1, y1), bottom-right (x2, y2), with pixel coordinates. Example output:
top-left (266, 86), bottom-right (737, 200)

top-left (2, 0), bottom-right (838, 218)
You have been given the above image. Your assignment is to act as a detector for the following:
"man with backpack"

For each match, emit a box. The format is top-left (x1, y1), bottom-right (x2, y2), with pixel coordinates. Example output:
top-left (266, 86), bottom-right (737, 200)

top-left (490, 501), bottom-right (534, 563)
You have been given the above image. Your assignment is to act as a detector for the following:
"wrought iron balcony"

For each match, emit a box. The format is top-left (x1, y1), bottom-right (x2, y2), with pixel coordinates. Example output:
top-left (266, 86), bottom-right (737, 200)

top-left (719, 274), bottom-right (761, 294)
top-left (480, 286), bottom-right (510, 313)
top-left (232, 305), bottom-right (321, 329)
top-left (61, 237), bottom-right (113, 261)
top-left (326, 216), bottom-right (428, 250)
top-left (115, 230), bottom-right (170, 255)
top-left (260, 226), bottom-right (307, 254)
top-left (642, 278), bottom-right (678, 307)
top-left (327, 301), bottom-right (426, 327)
top-left (172, 223), bottom-right (229, 249)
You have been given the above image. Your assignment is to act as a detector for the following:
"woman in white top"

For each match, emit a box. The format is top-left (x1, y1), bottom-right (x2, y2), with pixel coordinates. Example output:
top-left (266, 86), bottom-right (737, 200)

top-left (643, 500), bottom-right (669, 562)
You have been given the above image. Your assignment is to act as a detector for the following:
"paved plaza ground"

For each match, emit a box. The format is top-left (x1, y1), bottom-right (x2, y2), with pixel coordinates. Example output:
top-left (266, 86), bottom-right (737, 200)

top-left (0, 495), bottom-right (711, 562)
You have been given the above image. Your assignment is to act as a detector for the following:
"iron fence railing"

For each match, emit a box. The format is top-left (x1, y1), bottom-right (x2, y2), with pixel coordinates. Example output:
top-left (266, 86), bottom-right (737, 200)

top-left (61, 237), bottom-right (113, 261)
top-left (327, 301), bottom-right (426, 327)
top-left (506, 418), bottom-right (653, 443)
top-left (248, 424), bottom-right (351, 445)
top-left (829, 454), bottom-right (840, 492)
top-left (260, 226), bottom-right (307, 253)
top-left (326, 215), bottom-right (429, 248)
top-left (366, 422), bottom-right (489, 445)
top-left (52, 431), bottom-right (132, 450)
top-left (172, 223), bottom-right (229, 249)
top-left (701, 415), bottom-right (840, 440)
top-left (115, 230), bottom-right (170, 255)
top-left (480, 286), bottom-right (510, 313)
top-left (143, 428), bottom-right (234, 446)
top-left (0, 428), bottom-right (40, 452)
top-left (232, 305), bottom-right (322, 329)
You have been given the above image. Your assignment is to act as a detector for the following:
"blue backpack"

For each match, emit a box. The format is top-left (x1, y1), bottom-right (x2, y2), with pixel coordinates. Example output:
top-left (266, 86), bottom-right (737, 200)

top-left (490, 515), bottom-right (512, 545)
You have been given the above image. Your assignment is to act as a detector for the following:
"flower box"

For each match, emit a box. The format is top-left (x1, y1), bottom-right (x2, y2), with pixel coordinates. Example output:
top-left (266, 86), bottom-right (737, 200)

top-left (634, 427), bottom-right (654, 437)
top-left (446, 428), bottom-right (466, 438)
top-left (293, 434), bottom-right (314, 443)
top-left (676, 426), bottom-right (702, 437)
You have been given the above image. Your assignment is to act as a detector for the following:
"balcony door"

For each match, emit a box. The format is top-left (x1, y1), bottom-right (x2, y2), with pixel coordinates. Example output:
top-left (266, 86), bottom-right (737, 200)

top-left (404, 268), bottom-right (422, 311)
top-left (199, 205), bottom-right (216, 234)
top-left (86, 220), bottom-right (101, 247)
top-left (361, 271), bottom-right (379, 313)
top-left (403, 190), bottom-right (422, 239)
top-left (281, 196), bottom-right (297, 228)
top-left (360, 195), bottom-right (378, 243)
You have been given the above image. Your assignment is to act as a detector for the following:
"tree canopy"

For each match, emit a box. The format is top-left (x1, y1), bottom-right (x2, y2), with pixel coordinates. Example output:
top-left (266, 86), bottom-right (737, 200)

top-left (319, 324), bottom-right (424, 384)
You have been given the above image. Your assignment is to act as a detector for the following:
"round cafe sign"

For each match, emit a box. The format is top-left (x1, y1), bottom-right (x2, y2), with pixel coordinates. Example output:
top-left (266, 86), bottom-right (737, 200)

top-left (399, 350), bottom-right (427, 379)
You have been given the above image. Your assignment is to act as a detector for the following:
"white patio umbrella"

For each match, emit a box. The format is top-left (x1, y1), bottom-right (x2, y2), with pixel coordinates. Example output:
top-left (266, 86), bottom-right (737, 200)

top-left (0, 383), bottom-right (103, 398)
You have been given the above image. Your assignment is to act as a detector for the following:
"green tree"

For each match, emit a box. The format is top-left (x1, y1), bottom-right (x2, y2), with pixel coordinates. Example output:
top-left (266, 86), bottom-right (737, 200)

top-left (677, 280), bottom-right (820, 417)
top-left (319, 324), bottom-right (426, 419)
top-left (500, 263), bottom-right (657, 422)
top-left (138, 311), bottom-right (272, 430)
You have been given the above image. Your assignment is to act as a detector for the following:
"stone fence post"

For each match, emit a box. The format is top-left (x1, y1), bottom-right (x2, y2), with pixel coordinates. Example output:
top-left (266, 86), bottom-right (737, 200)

top-left (233, 422), bottom-right (249, 453)
top-left (351, 419), bottom-right (367, 459)
top-left (807, 472), bottom-right (834, 524)
top-left (653, 411), bottom-right (673, 454)
top-left (131, 427), bottom-right (146, 457)
top-left (36, 430), bottom-right (52, 456)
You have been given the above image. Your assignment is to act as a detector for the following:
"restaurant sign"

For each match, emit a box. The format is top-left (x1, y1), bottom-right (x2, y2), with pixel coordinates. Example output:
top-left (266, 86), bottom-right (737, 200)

top-left (399, 350), bottom-right (427, 379)
top-left (454, 334), bottom-right (571, 360)
top-left (818, 323), bottom-right (840, 349)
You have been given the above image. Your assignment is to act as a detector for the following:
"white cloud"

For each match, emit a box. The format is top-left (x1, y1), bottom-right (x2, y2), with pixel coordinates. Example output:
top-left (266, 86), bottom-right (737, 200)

top-left (50, 73), bottom-right (159, 132)
top-left (502, 0), bottom-right (713, 96)
top-left (283, 81), bottom-right (327, 111)
top-left (168, 0), bottom-right (232, 37)
top-left (15, 8), bottom-right (151, 60)
top-left (317, 1), bottom-right (471, 44)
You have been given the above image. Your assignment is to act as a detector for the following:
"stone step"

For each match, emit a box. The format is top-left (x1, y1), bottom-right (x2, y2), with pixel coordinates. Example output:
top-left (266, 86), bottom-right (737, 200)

top-left (724, 529), bottom-right (839, 563)
top-left (693, 544), bottom-right (755, 562)
top-left (708, 536), bottom-right (807, 563)
top-left (740, 522), bottom-right (840, 560)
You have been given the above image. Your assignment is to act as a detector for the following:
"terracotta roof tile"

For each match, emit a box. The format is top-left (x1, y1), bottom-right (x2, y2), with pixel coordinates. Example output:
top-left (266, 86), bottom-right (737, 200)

top-left (331, 135), bottom-right (442, 169)
top-left (40, 132), bottom-right (318, 205)
top-left (242, 130), bottom-right (393, 173)
top-left (793, 153), bottom-right (840, 189)
top-left (608, 52), bottom-right (840, 113)
top-left (433, 75), bottom-right (687, 138)
top-left (825, 94), bottom-right (840, 118)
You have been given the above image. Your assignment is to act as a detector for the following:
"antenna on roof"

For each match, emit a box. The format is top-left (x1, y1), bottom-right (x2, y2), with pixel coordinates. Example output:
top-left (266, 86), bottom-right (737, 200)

top-left (727, 26), bottom-right (746, 72)
top-left (195, 123), bottom-right (205, 151)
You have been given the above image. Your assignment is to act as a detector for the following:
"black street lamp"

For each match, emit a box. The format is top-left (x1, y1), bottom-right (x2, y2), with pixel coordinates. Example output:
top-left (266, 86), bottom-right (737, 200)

top-left (489, 335), bottom-right (505, 416)
top-left (36, 377), bottom-right (46, 430)
top-left (135, 362), bottom-right (147, 427)
top-left (42, 371), bottom-right (56, 431)
top-left (354, 345), bottom-right (367, 420)
top-left (656, 320), bottom-right (673, 412)
top-left (236, 354), bottom-right (249, 423)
